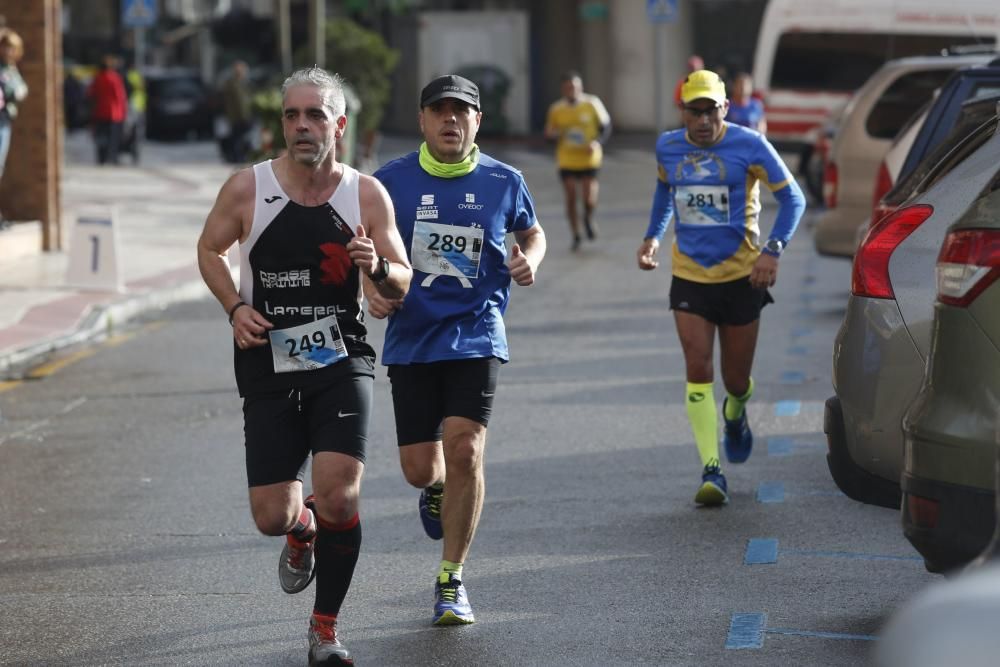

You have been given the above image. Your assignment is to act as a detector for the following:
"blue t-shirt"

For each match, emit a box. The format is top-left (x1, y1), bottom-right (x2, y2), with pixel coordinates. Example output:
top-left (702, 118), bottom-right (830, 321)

top-left (727, 98), bottom-right (765, 130)
top-left (644, 123), bottom-right (805, 283)
top-left (374, 151), bottom-right (537, 364)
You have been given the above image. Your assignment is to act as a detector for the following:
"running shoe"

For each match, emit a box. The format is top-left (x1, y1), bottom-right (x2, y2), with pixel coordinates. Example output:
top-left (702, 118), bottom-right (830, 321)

top-left (419, 486), bottom-right (444, 540)
top-left (279, 495), bottom-right (316, 594)
top-left (308, 613), bottom-right (353, 666)
top-left (585, 218), bottom-right (598, 240)
top-left (722, 398), bottom-right (753, 464)
top-left (694, 464), bottom-right (729, 506)
top-left (433, 575), bottom-right (475, 625)
top-left (571, 235), bottom-right (582, 252)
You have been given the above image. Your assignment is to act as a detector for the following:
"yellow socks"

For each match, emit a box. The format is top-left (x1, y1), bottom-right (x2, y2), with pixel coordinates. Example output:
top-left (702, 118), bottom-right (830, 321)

top-left (438, 559), bottom-right (463, 584)
top-left (686, 381), bottom-right (719, 467)
top-left (724, 377), bottom-right (755, 421)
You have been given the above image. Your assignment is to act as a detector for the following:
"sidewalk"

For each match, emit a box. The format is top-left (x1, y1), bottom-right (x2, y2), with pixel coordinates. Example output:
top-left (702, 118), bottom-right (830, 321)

top-left (0, 133), bottom-right (236, 375)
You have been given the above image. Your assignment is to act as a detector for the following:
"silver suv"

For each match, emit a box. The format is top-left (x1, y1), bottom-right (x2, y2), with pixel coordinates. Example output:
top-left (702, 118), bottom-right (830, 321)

top-left (813, 53), bottom-right (994, 258)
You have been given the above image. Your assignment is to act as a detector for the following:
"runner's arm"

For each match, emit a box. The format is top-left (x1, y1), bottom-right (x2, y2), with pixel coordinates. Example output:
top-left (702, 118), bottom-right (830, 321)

top-left (353, 175), bottom-right (412, 300)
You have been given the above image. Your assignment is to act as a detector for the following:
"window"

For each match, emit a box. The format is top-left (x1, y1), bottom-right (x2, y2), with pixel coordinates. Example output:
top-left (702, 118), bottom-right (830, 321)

top-left (866, 69), bottom-right (954, 139)
top-left (771, 32), bottom-right (996, 91)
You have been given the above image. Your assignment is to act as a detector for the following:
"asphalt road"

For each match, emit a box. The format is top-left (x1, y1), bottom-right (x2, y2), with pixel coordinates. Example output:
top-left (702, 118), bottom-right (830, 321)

top-left (0, 138), bottom-right (937, 666)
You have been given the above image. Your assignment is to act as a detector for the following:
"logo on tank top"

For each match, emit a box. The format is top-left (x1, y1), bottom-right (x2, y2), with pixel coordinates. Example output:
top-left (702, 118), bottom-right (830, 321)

top-left (318, 243), bottom-right (352, 286)
top-left (264, 195), bottom-right (283, 204)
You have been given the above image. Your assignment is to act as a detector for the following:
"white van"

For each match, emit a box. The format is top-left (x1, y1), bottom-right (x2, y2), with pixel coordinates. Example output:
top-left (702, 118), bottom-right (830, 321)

top-left (752, 0), bottom-right (1000, 146)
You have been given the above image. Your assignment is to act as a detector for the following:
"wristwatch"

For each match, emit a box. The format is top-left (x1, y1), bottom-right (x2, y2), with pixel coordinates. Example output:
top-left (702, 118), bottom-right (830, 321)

top-left (370, 255), bottom-right (391, 284)
top-left (762, 238), bottom-right (785, 257)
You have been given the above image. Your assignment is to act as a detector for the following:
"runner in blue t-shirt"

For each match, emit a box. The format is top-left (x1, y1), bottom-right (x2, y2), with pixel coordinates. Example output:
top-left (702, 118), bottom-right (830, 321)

top-left (369, 74), bottom-right (547, 626)
top-left (726, 72), bottom-right (766, 133)
top-left (636, 69), bottom-right (804, 507)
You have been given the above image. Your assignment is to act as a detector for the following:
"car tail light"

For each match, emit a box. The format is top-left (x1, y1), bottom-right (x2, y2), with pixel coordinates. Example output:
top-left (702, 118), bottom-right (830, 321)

top-left (823, 161), bottom-right (838, 208)
top-left (907, 494), bottom-right (940, 529)
top-left (870, 160), bottom-right (893, 226)
top-left (936, 229), bottom-right (1000, 307)
top-left (852, 204), bottom-right (934, 299)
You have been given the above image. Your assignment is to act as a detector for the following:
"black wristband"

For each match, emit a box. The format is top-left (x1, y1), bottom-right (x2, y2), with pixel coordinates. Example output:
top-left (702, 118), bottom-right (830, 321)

top-left (227, 300), bottom-right (248, 325)
top-left (370, 256), bottom-right (390, 284)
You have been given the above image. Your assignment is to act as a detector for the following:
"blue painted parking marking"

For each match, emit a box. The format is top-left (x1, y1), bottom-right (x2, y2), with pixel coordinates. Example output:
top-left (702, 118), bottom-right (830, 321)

top-left (775, 400), bottom-right (801, 416)
top-left (726, 613), bottom-right (766, 649)
top-left (787, 345), bottom-right (809, 356)
top-left (745, 538), bottom-right (779, 564)
top-left (744, 538), bottom-right (923, 565)
top-left (779, 370), bottom-right (805, 385)
top-left (756, 482), bottom-right (785, 503)
top-left (791, 326), bottom-right (812, 338)
top-left (756, 482), bottom-right (845, 503)
top-left (783, 548), bottom-right (923, 563)
top-left (767, 437), bottom-right (793, 456)
top-left (728, 615), bottom-right (878, 648)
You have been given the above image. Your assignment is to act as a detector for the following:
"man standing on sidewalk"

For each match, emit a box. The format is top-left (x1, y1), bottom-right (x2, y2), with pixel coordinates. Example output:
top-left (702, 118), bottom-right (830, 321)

top-left (197, 66), bottom-right (411, 666)
top-left (368, 74), bottom-right (546, 625)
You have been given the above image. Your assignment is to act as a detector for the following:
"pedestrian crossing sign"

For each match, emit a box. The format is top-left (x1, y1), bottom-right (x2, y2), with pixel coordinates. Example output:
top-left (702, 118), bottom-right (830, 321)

top-left (647, 0), bottom-right (678, 23)
top-left (122, 0), bottom-right (157, 28)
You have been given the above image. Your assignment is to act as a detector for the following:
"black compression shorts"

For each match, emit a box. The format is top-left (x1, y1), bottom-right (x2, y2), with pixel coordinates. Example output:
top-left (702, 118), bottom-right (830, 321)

top-left (669, 275), bottom-right (774, 326)
top-left (242, 367), bottom-right (373, 487)
top-left (559, 168), bottom-right (599, 180)
top-left (387, 357), bottom-right (501, 446)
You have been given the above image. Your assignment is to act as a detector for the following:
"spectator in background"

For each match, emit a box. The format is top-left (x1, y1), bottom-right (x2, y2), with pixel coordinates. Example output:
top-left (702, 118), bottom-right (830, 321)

top-left (727, 72), bottom-right (766, 133)
top-left (121, 60), bottom-right (146, 164)
top-left (222, 60), bottom-right (254, 164)
top-left (673, 54), bottom-right (705, 109)
top-left (0, 27), bottom-right (28, 224)
top-left (88, 54), bottom-right (128, 165)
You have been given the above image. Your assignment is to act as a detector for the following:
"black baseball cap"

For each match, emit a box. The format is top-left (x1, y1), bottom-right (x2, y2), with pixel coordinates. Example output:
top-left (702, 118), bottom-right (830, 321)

top-left (420, 74), bottom-right (480, 110)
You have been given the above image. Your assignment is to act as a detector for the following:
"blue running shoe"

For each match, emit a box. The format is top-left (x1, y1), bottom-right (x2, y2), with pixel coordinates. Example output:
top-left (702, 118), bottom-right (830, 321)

top-left (433, 576), bottom-right (475, 625)
top-left (419, 486), bottom-right (444, 540)
top-left (695, 464), bottom-right (729, 506)
top-left (722, 398), bottom-right (753, 464)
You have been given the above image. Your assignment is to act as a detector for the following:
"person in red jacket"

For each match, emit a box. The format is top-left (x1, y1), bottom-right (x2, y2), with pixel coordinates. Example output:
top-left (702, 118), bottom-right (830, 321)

top-left (88, 55), bottom-right (128, 165)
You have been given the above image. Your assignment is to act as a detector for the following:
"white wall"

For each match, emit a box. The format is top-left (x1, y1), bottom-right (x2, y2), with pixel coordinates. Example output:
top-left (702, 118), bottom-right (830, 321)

top-left (609, 0), bottom-right (697, 132)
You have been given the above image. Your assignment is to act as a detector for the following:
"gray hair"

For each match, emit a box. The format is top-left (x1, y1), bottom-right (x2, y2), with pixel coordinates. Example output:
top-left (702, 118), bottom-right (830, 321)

top-left (281, 66), bottom-right (346, 118)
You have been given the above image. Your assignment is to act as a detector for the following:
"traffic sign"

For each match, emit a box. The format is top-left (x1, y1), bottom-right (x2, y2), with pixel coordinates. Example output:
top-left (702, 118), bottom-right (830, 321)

top-left (647, 0), bottom-right (678, 24)
top-left (122, 0), bottom-right (157, 29)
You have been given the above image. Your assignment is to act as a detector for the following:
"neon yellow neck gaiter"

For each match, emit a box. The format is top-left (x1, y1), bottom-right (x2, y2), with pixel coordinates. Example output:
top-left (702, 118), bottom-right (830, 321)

top-left (419, 142), bottom-right (480, 178)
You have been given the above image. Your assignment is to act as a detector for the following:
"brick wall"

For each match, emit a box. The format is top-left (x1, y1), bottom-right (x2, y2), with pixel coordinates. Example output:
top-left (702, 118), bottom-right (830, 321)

top-left (0, 0), bottom-right (62, 250)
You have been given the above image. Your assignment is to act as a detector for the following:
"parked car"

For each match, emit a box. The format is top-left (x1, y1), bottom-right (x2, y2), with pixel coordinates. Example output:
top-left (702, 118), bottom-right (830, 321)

top-left (901, 115), bottom-right (1000, 573)
top-left (813, 53), bottom-right (993, 258)
top-left (144, 69), bottom-right (215, 141)
top-left (872, 55), bottom-right (1000, 230)
top-left (825, 105), bottom-right (1000, 511)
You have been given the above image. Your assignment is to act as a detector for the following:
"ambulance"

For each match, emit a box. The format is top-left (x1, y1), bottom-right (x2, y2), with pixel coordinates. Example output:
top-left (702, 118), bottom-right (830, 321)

top-left (752, 0), bottom-right (1000, 146)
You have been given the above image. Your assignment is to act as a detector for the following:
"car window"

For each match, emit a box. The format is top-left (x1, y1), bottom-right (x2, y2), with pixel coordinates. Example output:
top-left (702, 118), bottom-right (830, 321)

top-left (770, 33), bottom-right (995, 92)
top-left (152, 79), bottom-right (203, 99)
top-left (901, 115), bottom-right (999, 201)
top-left (885, 101), bottom-right (1000, 205)
top-left (971, 82), bottom-right (1000, 100)
top-left (866, 69), bottom-right (954, 139)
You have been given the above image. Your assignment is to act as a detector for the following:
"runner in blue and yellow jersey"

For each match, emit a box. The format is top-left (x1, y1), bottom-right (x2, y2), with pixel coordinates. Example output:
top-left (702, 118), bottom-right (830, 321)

top-left (636, 69), bottom-right (805, 506)
top-left (369, 74), bottom-right (547, 626)
top-left (545, 71), bottom-right (611, 250)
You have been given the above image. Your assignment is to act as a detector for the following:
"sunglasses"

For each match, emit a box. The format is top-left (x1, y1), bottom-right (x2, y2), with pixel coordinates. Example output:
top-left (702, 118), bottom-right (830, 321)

top-left (683, 104), bottom-right (724, 118)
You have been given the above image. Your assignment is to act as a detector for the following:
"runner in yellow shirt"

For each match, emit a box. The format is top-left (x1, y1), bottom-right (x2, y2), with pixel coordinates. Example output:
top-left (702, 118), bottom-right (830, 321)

top-left (545, 71), bottom-right (611, 251)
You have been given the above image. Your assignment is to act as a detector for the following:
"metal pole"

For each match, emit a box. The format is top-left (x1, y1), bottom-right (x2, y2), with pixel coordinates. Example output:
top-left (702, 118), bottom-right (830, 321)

top-left (654, 22), bottom-right (666, 134)
top-left (134, 27), bottom-right (145, 68)
top-left (278, 0), bottom-right (292, 74)
top-left (310, 0), bottom-right (326, 68)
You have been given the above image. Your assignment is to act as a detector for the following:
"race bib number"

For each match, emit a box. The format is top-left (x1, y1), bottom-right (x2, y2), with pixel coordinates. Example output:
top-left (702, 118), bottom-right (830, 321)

top-left (566, 128), bottom-right (587, 146)
top-left (267, 314), bottom-right (347, 373)
top-left (675, 185), bottom-right (730, 226)
top-left (411, 220), bottom-right (483, 280)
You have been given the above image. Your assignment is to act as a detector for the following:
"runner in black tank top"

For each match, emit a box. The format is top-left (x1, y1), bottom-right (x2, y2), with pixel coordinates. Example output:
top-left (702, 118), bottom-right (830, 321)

top-left (197, 67), bottom-right (411, 666)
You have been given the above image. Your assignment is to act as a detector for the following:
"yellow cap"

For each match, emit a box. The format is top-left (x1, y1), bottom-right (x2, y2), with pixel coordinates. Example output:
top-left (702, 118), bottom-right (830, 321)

top-left (680, 70), bottom-right (726, 105)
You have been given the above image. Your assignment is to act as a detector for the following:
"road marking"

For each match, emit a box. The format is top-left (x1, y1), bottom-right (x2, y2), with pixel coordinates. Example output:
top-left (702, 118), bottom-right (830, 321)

top-left (26, 349), bottom-right (95, 379)
top-left (745, 537), bottom-right (923, 565)
top-left (0, 380), bottom-right (21, 394)
top-left (779, 371), bottom-right (805, 385)
top-left (756, 482), bottom-right (785, 503)
top-left (775, 400), bottom-right (801, 416)
top-left (767, 437), bottom-right (793, 456)
top-left (787, 345), bottom-right (809, 356)
top-left (727, 613), bottom-right (876, 649)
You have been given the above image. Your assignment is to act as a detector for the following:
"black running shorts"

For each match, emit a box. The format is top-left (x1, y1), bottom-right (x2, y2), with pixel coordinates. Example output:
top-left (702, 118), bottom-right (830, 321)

top-left (242, 366), bottom-right (374, 487)
top-left (559, 168), bottom-right (599, 180)
top-left (669, 275), bottom-right (774, 326)
top-left (387, 357), bottom-right (501, 446)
